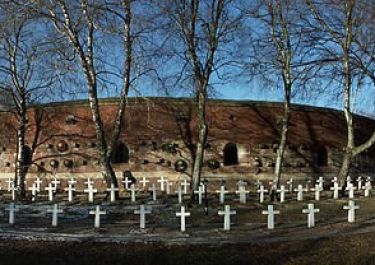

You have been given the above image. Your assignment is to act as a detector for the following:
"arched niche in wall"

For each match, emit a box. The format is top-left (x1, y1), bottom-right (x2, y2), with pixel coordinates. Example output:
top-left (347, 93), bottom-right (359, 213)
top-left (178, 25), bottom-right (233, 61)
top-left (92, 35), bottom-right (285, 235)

top-left (223, 143), bottom-right (239, 166)
top-left (111, 142), bottom-right (130, 164)
top-left (22, 145), bottom-right (32, 165)
top-left (316, 146), bottom-right (328, 167)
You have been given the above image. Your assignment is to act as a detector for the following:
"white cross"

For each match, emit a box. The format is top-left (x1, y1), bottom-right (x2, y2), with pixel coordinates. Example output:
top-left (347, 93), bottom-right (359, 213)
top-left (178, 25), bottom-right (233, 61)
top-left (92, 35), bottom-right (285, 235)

top-left (257, 185), bottom-right (268, 203)
top-left (165, 181), bottom-right (173, 195)
top-left (294, 184), bottom-right (307, 201)
top-left (194, 185), bottom-right (205, 204)
top-left (343, 200), bottom-right (359, 223)
top-left (64, 184), bottom-right (76, 202)
top-left (45, 183), bottom-right (55, 201)
top-left (9, 183), bottom-right (18, 201)
top-left (302, 203), bottom-right (320, 228)
top-left (157, 176), bottom-right (168, 192)
top-left (176, 206), bottom-right (190, 232)
top-left (129, 184), bottom-right (138, 203)
top-left (5, 202), bottom-right (18, 224)
top-left (47, 204), bottom-right (63, 227)
top-left (34, 177), bottom-right (43, 192)
top-left (310, 184), bottom-right (323, 201)
top-left (181, 179), bottom-right (190, 194)
top-left (363, 181), bottom-right (372, 197)
top-left (68, 177), bottom-right (77, 186)
top-left (346, 183), bottom-right (357, 199)
top-left (254, 179), bottom-right (262, 188)
top-left (122, 177), bottom-right (132, 190)
top-left (152, 183), bottom-right (158, 201)
top-left (85, 178), bottom-right (94, 188)
top-left (175, 186), bottom-right (183, 204)
top-left (237, 180), bottom-right (247, 188)
top-left (277, 185), bottom-right (288, 203)
top-left (235, 186), bottom-right (249, 204)
top-left (262, 205), bottom-right (280, 230)
top-left (346, 175), bottom-right (352, 186)
top-left (356, 176), bottom-right (363, 190)
top-left (51, 177), bottom-right (60, 190)
top-left (218, 205), bottom-right (236, 231)
top-left (84, 184), bottom-right (98, 203)
top-left (106, 183), bottom-right (119, 202)
top-left (331, 177), bottom-right (338, 185)
top-left (216, 185), bottom-right (229, 204)
top-left (316, 177), bottom-right (324, 189)
top-left (134, 204), bottom-right (151, 229)
top-left (28, 183), bottom-right (38, 201)
top-left (330, 182), bottom-right (341, 199)
top-left (89, 205), bottom-right (106, 228)
top-left (366, 176), bottom-right (372, 182)
top-left (6, 177), bottom-right (13, 192)
top-left (287, 178), bottom-right (293, 192)
top-left (139, 176), bottom-right (149, 190)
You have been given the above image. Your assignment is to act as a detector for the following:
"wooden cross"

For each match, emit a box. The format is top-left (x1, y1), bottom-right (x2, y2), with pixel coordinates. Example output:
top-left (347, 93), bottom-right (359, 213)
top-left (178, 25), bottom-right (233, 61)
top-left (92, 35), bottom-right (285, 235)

top-left (9, 183), bottom-right (18, 201)
top-left (129, 184), bottom-right (138, 203)
top-left (34, 177), bottom-right (43, 192)
top-left (175, 186), bottom-right (183, 204)
top-left (122, 177), bottom-right (132, 190)
top-left (68, 177), bottom-right (77, 186)
top-left (5, 202), bottom-right (18, 224)
top-left (51, 177), bottom-right (60, 190)
top-left (363, 181), bottom-right (372, 197)
top-left (176, 206), bottom-right (190, 232)
top-left (346, 183), bottom-right (357, 199)
top-left (310, 184), bottom-right (323, 201)
top-left (356, 176), bottom-right (363, 190)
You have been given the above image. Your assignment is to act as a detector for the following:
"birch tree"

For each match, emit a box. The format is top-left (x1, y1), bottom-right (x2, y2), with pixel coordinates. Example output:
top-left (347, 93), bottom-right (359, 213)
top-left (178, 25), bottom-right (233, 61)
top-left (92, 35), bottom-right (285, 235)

top-left (31, 0), bottom-right (143, 188)
top-left (157, 0), bottom-right (246, 200)
top-left (0, 2), bottom-right (57, 196)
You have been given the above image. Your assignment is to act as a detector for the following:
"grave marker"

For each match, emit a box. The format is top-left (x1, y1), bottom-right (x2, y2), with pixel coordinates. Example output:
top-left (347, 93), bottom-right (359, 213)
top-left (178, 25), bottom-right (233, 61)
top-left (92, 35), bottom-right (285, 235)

top-left (5, 203), bottom-right (18, 224)
top-left (176, 186), bottom-right (183, 204)
top-left (129, 184), bottom-right (138, 203)
top-left (356, 176), bottom-right (363, 190)
top-left (157, 176), bottom-right (168, 192)
top-left (330, 182), bottom-right (341, 199)
top-left (276, 185), bottom-right (288, 203)
top-left (257, 185), bottom-right (268, 203)
top-left (45, 183), bottom-right (55, 201)
top-left (194, 185), bottom-right (205, 204)
top-left (89, 205), bottom-right (106, 228)
top-left (122, 177), bottom-right (132, 190)
top-left (28, 183), bottom-right (38, 201)
top-left (34, 177), bottom-right (42, 192)
top-left (302, 203), bottom-right (320, 228)
top-left (51, 177), bottom-right (60, 190)
top-left (9, 183), bottom-right (18, 201)
top-left (64, 184), bottom-right (76, 202)
top-left (151, 183), bottom-right (158, 201)
top-left (262, 205), bottom-right (280, 230)
top-left (363, 181), bottom-right (372, 197)
top-left (68, 177), bottom-right (77, 186)
top-left (343, 200), bottom-right (359, 223)
top-left (84, 184), bottom-right (98, 203)
top-left (6, 177), bottom-right (13, 192)
top-left (294, 184), bottom-right (307, 201)
top-left (216, 185), bottom-right (229, 204)
top-left (316, 177), bottom-right (324, 189)
top-left (218, 205), bottom-right (236, 231)
top-left (47, 204), bottom-right (63, 227)
top-left (287, 178), bottom-right (293, 192)
top-left (310, 184), bottom-right (323, 201)
top-left (134, 204), bottom-right (151, 229)
top-left (85, 178), bottom-right (94, 188)
top-left (346, 183), bottom-right (357, 199)
top-left (139, 176), bottom-right (149, 190)
top-left (176, 206), bottom-right (190, 232)
top-left (106, 183), bottom-right (119, 202)
top-left (181, 179), bottom-right (190, 195)
top-left (235, 186), bottom-right (249, 204)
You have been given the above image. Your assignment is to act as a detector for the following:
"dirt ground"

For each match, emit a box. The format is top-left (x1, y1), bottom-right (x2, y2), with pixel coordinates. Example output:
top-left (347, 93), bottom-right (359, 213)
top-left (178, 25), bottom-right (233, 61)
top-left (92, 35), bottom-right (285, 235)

top-left (1, 188), bottom-right (375, 265)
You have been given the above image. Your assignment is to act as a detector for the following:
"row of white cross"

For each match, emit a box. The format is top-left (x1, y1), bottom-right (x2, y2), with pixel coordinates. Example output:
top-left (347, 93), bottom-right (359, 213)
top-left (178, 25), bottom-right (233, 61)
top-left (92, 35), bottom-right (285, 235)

top-left (3, 200), bottom-right (360, 232)
top-left (1, 176), bottom-right (373, 204)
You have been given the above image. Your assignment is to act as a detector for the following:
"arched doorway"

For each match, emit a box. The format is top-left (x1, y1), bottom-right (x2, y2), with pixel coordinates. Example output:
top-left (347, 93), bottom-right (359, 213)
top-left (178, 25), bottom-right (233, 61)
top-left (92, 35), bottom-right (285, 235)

top-left (317, 146), bottom-right (328, 167)
top-left (223, 143), bottom-right (238, 166)
top-left (111, 142), bottom-right (129, 164)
